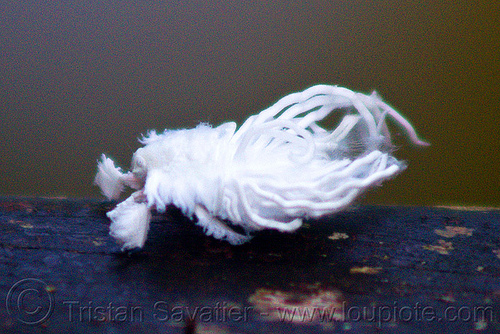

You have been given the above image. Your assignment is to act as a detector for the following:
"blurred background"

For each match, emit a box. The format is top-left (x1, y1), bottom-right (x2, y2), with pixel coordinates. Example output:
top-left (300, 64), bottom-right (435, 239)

top-left (1, 0), bottom-right (498, 206)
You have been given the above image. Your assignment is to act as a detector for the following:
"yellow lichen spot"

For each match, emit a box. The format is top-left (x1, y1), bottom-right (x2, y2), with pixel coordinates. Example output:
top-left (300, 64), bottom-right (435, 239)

top-left (423, 240), bottom-right (454, 255)
top-left (438, 294), bottom-right (456, 303)
top-left (434, 226), bottom-right (474, 238)
top-left (45, 285), bottom-right (56, 293)
top-left (328, 232), bottom-right (349, 241)
top-left (493, 249), bottom-right (500, 259)
top-left (92, 237), bottom-right (106, 246)
top-left (248, 287), bottom-right (344, 324)
top-left (477, 266), bottom-right (485, 272)
top-left (9, 220), bottom-right (34, 228)
top-left (349, 266), bottom-right (383, 275)
top-left (388, 321), bottom-right (398, 327)
top-left (474, 320), bottom-right (488, 331)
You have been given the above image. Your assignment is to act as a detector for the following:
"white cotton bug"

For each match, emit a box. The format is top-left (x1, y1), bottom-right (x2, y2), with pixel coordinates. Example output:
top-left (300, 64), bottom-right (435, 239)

top-left (94, 85), bottom-right (428, 250)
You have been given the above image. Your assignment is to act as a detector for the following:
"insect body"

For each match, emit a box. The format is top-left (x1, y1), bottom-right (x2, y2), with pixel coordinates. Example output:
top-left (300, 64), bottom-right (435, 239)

top-left (94, 85), bottom-right (427, 250)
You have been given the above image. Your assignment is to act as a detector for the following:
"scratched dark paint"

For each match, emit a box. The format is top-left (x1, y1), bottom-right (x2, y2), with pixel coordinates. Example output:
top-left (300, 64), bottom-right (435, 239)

top-left (1, 197), bottom-right (500, 333)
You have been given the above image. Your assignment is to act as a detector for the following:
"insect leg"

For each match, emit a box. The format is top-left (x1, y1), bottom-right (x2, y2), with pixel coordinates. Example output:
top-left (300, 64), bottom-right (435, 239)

top-left (194, 205), bottom-right (252, 245)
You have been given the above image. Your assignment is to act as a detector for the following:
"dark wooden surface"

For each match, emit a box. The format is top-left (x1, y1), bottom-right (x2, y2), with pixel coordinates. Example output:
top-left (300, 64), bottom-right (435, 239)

top-left (1, 197), bottom-right (500, 333)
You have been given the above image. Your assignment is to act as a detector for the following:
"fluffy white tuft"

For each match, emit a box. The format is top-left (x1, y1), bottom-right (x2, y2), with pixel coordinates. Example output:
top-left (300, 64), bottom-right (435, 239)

top-left (94, 154), bottom-right (126, 200)
top-left (107, 192), bottom-right (152, 250)
top-left (194, 205), bottom-right (251, 245)
top-left (95, 85), bottom-right (427, 249)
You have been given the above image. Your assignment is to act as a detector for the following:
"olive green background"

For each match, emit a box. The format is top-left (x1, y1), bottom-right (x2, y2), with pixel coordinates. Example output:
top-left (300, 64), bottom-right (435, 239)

top-left (1, 1), bottom-right (499, 206)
